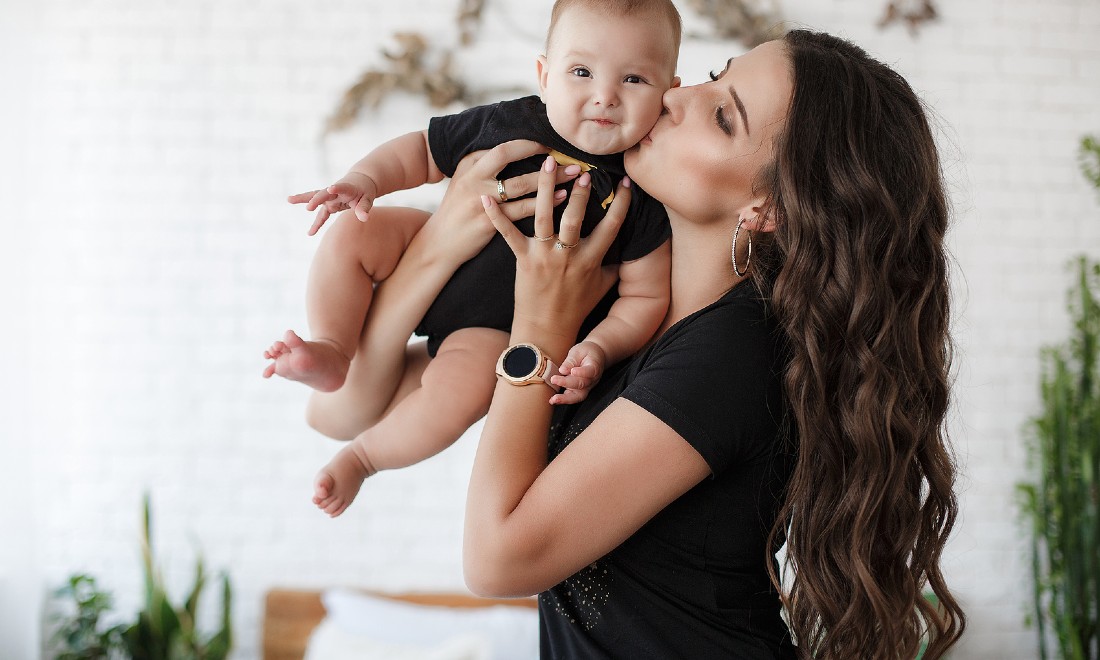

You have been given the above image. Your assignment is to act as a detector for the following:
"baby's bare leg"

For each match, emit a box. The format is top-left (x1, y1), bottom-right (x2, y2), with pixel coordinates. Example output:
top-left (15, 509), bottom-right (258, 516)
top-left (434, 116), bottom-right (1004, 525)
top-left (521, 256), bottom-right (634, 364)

top-left (263, 208), bottom-right (428, 392)
top-left (313, 327), bottom-right (509, 517)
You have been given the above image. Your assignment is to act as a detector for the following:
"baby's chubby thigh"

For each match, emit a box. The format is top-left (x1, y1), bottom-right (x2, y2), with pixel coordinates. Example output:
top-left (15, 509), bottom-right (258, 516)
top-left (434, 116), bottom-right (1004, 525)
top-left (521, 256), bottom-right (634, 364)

top-left (420, 328), bottom-right (511, 430)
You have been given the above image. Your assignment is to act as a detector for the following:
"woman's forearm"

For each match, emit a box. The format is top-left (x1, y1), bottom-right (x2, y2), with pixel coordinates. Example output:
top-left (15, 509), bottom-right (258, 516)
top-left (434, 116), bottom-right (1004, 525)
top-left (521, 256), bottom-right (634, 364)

top-left (463, 320), bottom-right (577, 596)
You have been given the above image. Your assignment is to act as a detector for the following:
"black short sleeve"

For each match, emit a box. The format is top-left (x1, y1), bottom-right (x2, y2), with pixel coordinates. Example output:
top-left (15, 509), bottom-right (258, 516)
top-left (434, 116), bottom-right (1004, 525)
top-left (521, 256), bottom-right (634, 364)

top-left (428, 102), bottom-right (504, 177)
top-left (621, 287), bottom-right (787, 475)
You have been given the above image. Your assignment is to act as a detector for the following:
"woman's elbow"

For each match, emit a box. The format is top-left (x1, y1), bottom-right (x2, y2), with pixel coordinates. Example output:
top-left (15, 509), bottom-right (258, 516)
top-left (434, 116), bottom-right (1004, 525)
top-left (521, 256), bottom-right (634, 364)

top-left (463, 537), bottom-right (546, 598)
top-left (464, 557), bottom-right (529, 598)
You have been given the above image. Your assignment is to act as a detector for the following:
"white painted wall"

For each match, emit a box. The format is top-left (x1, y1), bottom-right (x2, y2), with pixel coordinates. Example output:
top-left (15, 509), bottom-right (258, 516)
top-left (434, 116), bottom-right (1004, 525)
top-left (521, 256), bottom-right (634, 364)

top-left (1, 0), bottom-right (1098, 657)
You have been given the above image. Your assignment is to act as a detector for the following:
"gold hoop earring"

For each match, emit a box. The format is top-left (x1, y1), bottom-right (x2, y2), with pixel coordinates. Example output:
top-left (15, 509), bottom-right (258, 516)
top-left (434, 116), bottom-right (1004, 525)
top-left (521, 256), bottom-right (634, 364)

top-left (732, 217), bottom-right (753, 277)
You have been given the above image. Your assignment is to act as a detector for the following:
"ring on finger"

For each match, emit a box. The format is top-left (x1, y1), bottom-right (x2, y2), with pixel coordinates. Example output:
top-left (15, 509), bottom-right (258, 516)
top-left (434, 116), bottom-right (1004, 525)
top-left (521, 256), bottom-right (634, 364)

top-left (554, 239), bottom-right (579, 250)
top-left (534, 233), bottom-right (556, 242)
top-left (496, 178), bottom-right (509, 203)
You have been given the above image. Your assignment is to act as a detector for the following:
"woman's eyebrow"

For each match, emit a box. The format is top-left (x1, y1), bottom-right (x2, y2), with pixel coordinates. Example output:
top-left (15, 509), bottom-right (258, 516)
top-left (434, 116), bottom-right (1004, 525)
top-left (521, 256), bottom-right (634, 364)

top-left (729, 85), bottom-right (750, 135)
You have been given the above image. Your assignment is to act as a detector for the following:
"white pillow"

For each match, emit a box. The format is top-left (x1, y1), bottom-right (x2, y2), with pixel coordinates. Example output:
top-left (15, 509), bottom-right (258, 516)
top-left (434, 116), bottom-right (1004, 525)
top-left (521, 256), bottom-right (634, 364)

top-left (305, 618), bottom-right (489, 660)
top-left (319, 589), bottom-right (539, 660)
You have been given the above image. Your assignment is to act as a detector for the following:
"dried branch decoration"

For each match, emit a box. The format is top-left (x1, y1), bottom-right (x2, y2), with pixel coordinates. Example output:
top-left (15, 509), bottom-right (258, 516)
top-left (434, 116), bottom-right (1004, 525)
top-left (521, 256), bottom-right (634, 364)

top-left (457, 0), bottom-right (487, 46)
top-left (877, 0), bottom-right (938, 35)
top-left (323, 33), bottom-right (467, 136)
top-left (685, 0), bottom-right (785, 47)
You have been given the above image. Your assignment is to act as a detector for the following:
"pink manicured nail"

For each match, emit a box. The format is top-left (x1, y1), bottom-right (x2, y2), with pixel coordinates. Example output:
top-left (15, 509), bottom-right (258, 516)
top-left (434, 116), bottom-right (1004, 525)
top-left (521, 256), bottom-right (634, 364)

top-left (554, 189), bottom-right (567, 200)
top-left (543, 156), bottom-right (556, 172)
top-left (578, 172), bottom-right (591, 188)
top-left (481, 195), bottom-right (491, 208)
top-left (622, 176), bottom-right (631, 188)
top-left (564, 164), bottom-right (581, 176)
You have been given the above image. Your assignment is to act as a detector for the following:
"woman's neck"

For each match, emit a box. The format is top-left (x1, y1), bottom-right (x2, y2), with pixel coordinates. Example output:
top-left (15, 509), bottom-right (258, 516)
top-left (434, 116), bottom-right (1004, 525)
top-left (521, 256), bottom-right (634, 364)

top-left (662, 212), bottom-right (746, 332)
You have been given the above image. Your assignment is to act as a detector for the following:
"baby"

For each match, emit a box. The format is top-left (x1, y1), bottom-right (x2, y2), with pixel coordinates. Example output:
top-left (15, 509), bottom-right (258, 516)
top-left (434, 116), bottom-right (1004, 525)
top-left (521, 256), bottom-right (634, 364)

top-left (265, 0), bottom-right (682, 516)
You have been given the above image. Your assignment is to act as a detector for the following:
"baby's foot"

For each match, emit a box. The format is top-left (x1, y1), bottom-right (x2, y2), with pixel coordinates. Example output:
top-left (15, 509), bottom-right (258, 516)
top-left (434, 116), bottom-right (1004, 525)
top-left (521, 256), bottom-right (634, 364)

top-left (313, 440), bottom-right (376, 517)
top-left (262, 330), bottom-right (350, 392)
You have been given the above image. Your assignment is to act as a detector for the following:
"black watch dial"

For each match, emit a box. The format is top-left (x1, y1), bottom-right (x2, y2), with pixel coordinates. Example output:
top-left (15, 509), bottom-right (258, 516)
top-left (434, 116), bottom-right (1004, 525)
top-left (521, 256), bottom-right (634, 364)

top-left (503, 345), bottom-right (538, 378)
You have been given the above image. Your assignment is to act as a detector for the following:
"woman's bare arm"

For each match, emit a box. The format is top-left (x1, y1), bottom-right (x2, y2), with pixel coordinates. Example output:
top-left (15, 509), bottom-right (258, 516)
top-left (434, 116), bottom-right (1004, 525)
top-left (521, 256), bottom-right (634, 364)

top-left (465, 162), bottom-right (711, 596)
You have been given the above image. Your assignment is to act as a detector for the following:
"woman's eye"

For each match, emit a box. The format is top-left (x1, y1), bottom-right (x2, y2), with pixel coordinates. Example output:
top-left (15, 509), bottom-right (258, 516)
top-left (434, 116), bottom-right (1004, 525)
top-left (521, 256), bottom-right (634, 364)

top-left (709, 70), bottom-right (720, 81)
top-left (715, 105), bottom-right (732, 136)
top-left (571, 67), bottom-right (592, 78)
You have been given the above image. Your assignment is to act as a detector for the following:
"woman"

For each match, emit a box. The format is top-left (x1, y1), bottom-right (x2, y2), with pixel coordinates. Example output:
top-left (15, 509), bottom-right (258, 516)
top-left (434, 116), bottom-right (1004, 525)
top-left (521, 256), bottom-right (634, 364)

top-left (310, 30), bottom-right (965, 659)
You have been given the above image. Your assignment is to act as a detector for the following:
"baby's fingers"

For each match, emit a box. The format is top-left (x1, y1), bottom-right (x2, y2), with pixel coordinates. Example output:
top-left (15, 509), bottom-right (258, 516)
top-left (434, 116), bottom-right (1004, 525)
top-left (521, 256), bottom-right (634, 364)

top-left (353, 198), bottom-right (373, 223)
top-left (306, 190), bottom-right (337, 212)
top-left (549, 371), bottom-right (593, 393)
top-left (288, 190), bottom-right (321, 205)
top-left (308, 207), bottom-right (331, 236)
top-left (550, 387), bottom-right (591, 406)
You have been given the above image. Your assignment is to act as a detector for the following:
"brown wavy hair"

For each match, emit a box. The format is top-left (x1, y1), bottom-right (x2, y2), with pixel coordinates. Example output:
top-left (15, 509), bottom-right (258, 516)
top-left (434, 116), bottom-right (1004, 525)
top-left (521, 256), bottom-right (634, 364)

top-left (753, 30), bottom-right (966, 658)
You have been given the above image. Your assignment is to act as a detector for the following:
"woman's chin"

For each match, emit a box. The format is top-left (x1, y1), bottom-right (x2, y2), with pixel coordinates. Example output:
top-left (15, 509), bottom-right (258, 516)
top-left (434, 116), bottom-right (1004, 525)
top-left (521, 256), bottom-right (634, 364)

top-left (622, 145), bottom-right (648, 187)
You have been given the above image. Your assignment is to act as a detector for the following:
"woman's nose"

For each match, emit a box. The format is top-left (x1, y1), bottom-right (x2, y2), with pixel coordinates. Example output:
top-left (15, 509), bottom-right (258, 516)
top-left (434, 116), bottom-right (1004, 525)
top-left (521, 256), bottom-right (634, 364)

top-left (660, 85), bottom-right (686, 122)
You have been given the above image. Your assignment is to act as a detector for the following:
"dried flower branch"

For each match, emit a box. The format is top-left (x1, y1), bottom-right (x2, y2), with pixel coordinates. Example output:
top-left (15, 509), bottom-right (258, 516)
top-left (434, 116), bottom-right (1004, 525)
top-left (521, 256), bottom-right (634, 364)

top-left (323, 33), bottom-right (467, 136)
top-left (457, 0), bottom-right (487, 46)
top-left (877, 0), bottom-right (938, 35)
top-left (685, 0), bottom-right (785, 48)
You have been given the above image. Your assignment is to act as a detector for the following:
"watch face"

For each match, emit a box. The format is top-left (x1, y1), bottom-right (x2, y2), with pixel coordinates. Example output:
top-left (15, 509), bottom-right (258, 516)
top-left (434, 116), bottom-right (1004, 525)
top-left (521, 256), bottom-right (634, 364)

top-left (502, 345), bottom-right (538, 378)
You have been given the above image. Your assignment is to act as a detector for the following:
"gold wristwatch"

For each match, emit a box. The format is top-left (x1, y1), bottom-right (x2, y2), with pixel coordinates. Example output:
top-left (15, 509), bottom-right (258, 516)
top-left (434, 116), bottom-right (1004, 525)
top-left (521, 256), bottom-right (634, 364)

top-left (495, 343), bottom-right (558, 388)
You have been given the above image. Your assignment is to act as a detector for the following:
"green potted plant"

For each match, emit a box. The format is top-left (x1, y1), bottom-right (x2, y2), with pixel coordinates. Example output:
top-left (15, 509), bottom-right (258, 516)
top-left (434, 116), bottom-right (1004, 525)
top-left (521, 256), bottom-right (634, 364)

top-left (1016, 135), bottom-right (1100, 660)
top-left (48, 495), bottom-right (232, 660)
top-left (48, 575), bottom-right (125, 659)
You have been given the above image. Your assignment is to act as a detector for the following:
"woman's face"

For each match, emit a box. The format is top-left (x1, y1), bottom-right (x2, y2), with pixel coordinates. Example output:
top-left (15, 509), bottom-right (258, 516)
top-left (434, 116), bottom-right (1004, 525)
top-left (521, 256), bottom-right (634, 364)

top-left (624, 39), bottom-right (793, 224)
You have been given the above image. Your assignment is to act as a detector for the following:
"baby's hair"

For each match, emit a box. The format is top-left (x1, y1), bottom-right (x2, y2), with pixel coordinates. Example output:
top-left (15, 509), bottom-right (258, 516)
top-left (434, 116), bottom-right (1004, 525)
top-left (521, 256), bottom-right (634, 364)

top-left (545, 0), bottom-right (683, 54)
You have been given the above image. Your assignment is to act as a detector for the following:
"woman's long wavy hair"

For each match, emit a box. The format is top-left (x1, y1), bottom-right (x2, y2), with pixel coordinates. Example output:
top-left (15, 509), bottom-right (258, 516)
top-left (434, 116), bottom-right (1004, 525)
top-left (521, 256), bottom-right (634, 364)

top-left (752, 30), bottom-right (966, 659)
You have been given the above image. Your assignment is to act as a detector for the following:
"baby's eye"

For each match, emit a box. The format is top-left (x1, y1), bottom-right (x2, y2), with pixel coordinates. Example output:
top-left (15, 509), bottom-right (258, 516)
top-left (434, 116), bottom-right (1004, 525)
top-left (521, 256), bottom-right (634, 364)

top-left (571, 67), bottom-right (592, 78)
top-left (624, 74), bottom-right (647, 84)
top-left (709, 70), bottom-right (720, 81)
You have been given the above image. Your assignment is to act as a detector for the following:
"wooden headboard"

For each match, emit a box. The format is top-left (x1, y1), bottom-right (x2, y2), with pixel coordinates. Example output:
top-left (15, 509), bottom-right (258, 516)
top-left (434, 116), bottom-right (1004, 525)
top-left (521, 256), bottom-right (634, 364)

top-left (262, 588), bottom-right (538, 660)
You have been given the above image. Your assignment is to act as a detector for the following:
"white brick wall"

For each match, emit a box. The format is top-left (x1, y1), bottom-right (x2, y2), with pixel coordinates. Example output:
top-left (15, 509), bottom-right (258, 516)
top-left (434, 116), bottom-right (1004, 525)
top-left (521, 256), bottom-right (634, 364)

top-left (2, 0), bottom-right (1097, 657)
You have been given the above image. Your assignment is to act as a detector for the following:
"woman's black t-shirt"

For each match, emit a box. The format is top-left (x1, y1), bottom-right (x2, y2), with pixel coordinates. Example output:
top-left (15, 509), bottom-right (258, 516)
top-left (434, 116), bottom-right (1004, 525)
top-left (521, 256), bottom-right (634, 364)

top-left (541, 282), bottom-right (797, 659)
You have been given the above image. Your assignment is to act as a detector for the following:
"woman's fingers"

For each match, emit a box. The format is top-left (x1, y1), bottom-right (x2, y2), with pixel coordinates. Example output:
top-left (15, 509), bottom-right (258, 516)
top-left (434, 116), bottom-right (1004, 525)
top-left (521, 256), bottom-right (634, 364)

top-left (583, 176), bottom-right (632, 257)
top-left (496, 189), bottom-right (567, 222)
top-left (498, 162), bottom-right (581, 206)
top-left (471, 139), bottom-right (548, 177)
top-left (556, 172), bottom-right (592, 247)
top-left (481, 195), bottom-right (527, 257)
top-left (533, 156), bottom-right (559, 240)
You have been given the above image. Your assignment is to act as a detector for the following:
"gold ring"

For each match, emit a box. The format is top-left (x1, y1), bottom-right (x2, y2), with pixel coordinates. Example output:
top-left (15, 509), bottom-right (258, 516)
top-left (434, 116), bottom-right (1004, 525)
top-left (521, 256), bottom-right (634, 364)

top-left (554, 239), bottom-right (578, 250)
top-left (496, 179), bottom-right (508, 203)
top-left (534, 234), bottom-right (556, 242)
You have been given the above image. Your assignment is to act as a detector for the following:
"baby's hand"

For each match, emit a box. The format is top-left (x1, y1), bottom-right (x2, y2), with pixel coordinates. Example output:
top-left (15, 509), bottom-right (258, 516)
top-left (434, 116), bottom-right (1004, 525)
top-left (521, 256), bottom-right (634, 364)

top-left (287, 173), bottom-right (379, 236)
top-left (549, 341), bottom-right (606, 405)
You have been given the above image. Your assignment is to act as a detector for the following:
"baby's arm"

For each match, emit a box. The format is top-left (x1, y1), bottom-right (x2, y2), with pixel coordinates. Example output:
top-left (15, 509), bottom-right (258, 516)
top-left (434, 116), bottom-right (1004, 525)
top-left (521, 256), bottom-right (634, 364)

top-left (289, 129), bottom-right (447, 235)
top-left (550, 239), bottom-right (671, 405)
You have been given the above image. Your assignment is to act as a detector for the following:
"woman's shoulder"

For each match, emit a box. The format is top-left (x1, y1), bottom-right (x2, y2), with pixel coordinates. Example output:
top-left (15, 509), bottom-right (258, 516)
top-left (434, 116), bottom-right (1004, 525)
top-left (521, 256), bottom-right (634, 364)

top-left (657, 283), bottom-right (775, 351)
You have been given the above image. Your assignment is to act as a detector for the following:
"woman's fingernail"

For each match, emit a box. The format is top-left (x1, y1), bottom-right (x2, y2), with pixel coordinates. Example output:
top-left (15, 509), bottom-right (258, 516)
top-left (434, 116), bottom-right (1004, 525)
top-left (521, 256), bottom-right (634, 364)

top-left (481, 195), bottom-right (491, 208)
top-left (543, 156), bottom-right (556, 172)
top-left (578, 172), bottom-right (591, 188)
top-left (554, 189), bottom-right (567, 200)
top-left (622, 176), bottom-right (631, 188)
top-left (564, 164), bottom-right (581, 176)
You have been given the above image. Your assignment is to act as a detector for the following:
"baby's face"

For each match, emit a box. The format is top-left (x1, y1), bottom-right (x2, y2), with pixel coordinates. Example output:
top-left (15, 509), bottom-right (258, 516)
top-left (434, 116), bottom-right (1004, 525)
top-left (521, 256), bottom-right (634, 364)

top-left (538, 5), bottom-right (679, 156)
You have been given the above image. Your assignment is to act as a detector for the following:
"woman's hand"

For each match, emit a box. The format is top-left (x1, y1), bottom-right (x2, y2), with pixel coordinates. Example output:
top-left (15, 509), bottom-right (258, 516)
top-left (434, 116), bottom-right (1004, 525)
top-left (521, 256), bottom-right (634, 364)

top-left (482, 155), bottom-right (632, 344)
top-left (417, 140), bottom-right (580, 269)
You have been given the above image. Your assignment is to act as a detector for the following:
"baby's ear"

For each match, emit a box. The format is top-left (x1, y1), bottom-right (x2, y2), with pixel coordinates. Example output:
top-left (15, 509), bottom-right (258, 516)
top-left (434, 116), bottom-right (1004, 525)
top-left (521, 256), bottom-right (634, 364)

top-left (536, 55), bottom-right (549, 100)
